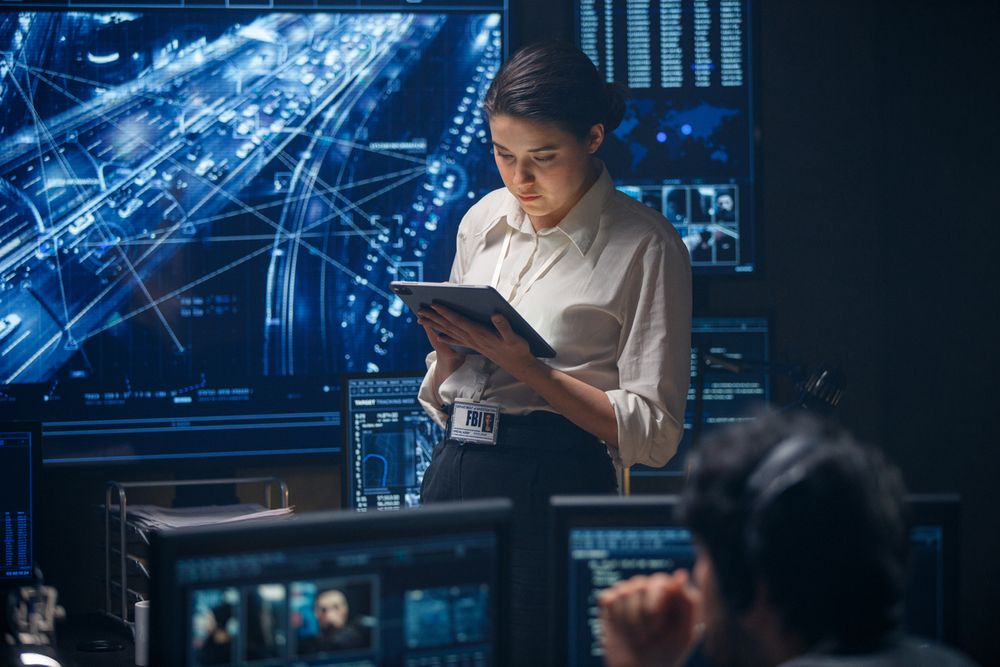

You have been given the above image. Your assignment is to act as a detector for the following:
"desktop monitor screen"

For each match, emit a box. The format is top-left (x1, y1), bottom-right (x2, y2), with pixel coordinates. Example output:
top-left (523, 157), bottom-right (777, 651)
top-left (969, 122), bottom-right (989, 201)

top-left (548, 494), bottom-right (962, 665)
top-left (630, 315), bottom-right (770, 482)
top-left (150, 498), bottom-right (511, 667)
top-left (549, 495), bottom-right (691, 667)
top-left (0, 1), bottom-right (507, 465)
top-left (0, 422), bottom-right (40, 586)
top-left (906, 494), bottom-right (960, 646)
top-left (343, 372), bottom-right (443, 511)
top-left (575, 0), bottom-right (758, 274)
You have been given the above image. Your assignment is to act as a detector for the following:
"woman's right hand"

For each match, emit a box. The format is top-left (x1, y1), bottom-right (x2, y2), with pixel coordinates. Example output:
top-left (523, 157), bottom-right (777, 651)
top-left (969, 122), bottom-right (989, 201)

top-left (420, 320), bottom-right (466, 384)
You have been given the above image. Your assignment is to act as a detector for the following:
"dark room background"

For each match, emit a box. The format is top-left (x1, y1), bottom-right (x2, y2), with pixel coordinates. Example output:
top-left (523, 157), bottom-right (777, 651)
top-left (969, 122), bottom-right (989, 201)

top-left (36, 1), bottom-right (999, 664)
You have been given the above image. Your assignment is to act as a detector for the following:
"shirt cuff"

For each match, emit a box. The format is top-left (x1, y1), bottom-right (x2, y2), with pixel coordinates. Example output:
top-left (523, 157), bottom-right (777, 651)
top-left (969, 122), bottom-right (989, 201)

top-left (605, 388), bottom-right (683, 469)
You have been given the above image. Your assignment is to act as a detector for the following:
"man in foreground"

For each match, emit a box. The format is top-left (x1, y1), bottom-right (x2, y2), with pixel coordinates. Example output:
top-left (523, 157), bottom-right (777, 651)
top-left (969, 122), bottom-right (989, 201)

top-left (599, 413), bottom-right (977, 667)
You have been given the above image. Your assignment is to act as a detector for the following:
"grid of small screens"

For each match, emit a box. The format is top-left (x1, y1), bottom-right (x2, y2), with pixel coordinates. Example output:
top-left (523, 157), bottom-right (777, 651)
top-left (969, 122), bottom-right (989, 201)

top-left (630, 315), bottom-right (770, 479)
top-left (576, 0), bottom-right (757, 274)
top-left (0, 423), bottom-right (39, 584)
top-left (0, 1), bottom-right (506, 465)
top-left (150, 499), bottom-right (510, 667)
top-left (344, 373), bottom-right (443, 511)
top-left (549, 494), bottom-right (962, 665)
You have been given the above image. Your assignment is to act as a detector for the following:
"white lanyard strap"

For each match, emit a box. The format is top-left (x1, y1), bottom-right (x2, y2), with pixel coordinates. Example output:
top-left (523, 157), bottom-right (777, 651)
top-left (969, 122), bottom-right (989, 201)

top-left (490, 226), bottom-right (514, 289)
top-left (510, 242), bottom-right (569, 308)
top-left (490, 225), bottom-right (570, 307)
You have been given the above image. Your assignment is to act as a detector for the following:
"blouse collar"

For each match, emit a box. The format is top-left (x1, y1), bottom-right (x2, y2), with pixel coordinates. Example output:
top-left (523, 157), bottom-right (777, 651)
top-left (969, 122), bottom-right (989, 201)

top-left (479, 161), bottom-right (613, 256)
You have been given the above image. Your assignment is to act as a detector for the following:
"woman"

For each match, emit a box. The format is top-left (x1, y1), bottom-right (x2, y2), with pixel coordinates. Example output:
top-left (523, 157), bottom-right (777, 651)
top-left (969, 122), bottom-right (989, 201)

top-left (416, 42), bottom-right (692, 664)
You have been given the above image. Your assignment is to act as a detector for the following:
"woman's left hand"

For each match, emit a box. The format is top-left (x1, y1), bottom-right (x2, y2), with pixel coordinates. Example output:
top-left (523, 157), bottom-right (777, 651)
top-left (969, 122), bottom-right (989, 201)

top-left (417, 304), bottom-right (538, 375)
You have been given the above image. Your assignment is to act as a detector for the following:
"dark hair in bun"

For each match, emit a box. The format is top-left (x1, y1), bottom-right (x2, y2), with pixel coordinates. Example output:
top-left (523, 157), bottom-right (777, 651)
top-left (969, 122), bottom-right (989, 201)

top-left (484, 42), bottom-right (630, 138)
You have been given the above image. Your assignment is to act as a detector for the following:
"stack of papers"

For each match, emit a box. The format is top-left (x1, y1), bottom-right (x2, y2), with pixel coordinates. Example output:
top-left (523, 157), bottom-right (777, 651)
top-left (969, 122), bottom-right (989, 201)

top-left (116, 503), bottom-right (293, 532)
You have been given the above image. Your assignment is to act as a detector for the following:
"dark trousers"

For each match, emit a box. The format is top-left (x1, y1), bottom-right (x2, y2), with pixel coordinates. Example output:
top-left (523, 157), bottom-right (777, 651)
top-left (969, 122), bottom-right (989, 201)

top-left (420, 411), bottom-right (618, 666)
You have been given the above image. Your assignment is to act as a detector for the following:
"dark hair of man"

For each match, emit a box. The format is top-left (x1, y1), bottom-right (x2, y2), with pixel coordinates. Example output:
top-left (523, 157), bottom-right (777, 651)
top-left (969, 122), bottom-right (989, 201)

top-left (483, 42), bottom-right (628, 138)
top-left (680, 411), bottom-right (911, 651)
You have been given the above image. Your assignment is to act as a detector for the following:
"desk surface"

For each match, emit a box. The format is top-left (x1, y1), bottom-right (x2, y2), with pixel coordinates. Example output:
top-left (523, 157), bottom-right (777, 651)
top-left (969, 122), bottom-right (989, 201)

top-left (55, 612), bottom-right (135, 667)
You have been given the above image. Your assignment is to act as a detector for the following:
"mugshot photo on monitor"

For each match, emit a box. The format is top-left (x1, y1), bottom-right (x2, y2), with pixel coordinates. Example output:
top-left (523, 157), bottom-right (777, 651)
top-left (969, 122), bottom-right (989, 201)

top-left (291, 577), bottom-right (377, 657)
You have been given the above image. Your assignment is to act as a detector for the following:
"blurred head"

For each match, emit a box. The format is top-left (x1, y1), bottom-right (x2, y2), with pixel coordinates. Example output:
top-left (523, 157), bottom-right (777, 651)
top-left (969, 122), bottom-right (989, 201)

top-left (484, 42), bottom-right (628, 228)
top-left (202, 603), bottom-right (233, 637)
top-left (315, 590), bottom-right (349, 631)
top-left (681, 412), bottom-right (910, 664)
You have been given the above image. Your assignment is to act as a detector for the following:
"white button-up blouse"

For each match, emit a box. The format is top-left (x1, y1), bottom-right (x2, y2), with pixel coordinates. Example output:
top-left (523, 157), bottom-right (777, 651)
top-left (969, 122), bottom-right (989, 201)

top-left (418, 165), bottom-right (692, 469)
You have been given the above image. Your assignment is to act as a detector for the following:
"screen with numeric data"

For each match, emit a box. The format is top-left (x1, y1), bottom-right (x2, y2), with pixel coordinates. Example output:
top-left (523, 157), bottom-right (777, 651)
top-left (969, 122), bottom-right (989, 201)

top-left (576, 0), bottom-right (756, 274)
top-left (1, 427), bottom-right (35, 583)
top-left (567, 525), bottom-right (694, 666)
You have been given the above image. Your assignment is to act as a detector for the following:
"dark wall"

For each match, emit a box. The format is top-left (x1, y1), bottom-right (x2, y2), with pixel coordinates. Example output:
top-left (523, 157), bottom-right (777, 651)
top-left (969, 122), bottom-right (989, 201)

top-left (874, 3), bottom-right (998, 664)
top-left (518, 0), bottom-right (999, 663)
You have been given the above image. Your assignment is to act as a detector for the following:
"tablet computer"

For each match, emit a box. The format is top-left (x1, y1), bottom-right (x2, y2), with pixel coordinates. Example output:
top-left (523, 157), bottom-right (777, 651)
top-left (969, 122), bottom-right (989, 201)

top-left (390, 281), bottom-right (556, 358)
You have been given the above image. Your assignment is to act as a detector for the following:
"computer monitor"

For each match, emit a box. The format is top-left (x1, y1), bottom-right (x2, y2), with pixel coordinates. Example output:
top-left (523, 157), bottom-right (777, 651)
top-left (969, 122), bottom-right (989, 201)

top-left (0, 422), bottom-right (41, 586)
top-left (549, 495), bottom-right (691, 666)
top-left (150, 498), bottom-right (511, 666)
top-left (575, 0), bottom-right (758, 274)
top-left (630, 315), bottom-right (770, 484)
top-left (0, 1), bottom-right (508, 465)
top-left (906, 494), bottom-right (960, 646)
top-left (549, 494), bottom-right (962, 665)
top-left (342, 372), bottom-right (443, 511)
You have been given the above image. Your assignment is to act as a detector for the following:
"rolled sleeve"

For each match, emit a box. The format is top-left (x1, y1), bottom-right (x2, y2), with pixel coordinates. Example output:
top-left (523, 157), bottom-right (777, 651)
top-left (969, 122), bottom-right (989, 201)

top-left (609, 236), bottom-right (692, 468)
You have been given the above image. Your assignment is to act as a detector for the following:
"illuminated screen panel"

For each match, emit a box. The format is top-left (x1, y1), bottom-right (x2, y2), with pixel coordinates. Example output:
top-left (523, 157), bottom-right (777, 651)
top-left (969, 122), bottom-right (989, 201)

top-left (344, 373), bottom-right (443, 512)
top-left (576, 0), bottom-right (756, 274)
top-left (567, 525), bottom-right (693, 666)
top-left (630, 316), bottom-right (769, 478)
top-left (175, 534), bottom-right (500, 666)
top-left (0, 425), bottom-right (37, 584)
top-left (151, 501), bottom-right (510, 666)
top-left (0, 3), bottom-right (506, 464)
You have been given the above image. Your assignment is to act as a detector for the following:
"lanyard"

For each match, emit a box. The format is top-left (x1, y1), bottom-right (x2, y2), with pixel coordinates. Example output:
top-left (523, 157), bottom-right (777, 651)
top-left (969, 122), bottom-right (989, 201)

top-left (471, 224), bottom-right (568, 402)
top-left (490, 226), bottom-right (570, 307)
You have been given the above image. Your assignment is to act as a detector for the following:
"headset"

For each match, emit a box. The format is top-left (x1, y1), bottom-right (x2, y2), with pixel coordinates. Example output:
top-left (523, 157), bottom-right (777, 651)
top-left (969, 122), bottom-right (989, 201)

top-left (721, 430), bottom-right (907, 650)
top-left (726, 434), bottom-right (830, 612)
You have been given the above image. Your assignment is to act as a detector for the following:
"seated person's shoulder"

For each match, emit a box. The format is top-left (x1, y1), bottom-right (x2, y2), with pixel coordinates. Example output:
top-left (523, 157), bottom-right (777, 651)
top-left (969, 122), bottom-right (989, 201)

top-left (781, 636), bottom-right (980, 667)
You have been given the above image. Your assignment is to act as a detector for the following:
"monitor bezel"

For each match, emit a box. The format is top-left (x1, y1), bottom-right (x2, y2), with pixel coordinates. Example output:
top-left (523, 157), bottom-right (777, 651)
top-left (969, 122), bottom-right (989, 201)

top-left (150, 497), bottom-right (512, 667)
top-left (548, 494), bottom-right (685, 666)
